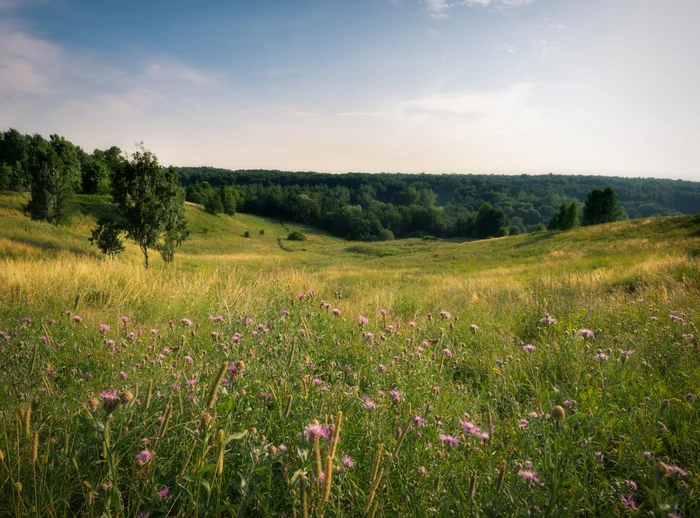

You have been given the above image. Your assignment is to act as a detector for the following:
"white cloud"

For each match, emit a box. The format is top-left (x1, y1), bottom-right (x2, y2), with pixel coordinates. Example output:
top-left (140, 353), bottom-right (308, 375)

top-left (425, 0), bottom-right (450, 19)
top-left (400, 82), bottom-right (542, 137)
top-left (461, 0), bottom-right (536, 7)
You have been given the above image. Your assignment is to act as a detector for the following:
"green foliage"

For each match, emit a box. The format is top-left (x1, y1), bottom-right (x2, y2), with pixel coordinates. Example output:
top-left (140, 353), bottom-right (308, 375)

top-left (243, 230), bottom-right (250, 238)
top-left (204, 193), bottom-right (224, 214)
top-left (476, 203), bottom-right (510, 238)
top-left (109, 146), bottom-right (189, 267)
top-left (259, 229), bottom-right (265, 235)
top-left (25, 135), bottom-right (80, 225)
top-left (376, 228), bottom-right (394, 241)
top-left (287, 230), bottom-right (307, 241)
top-left (583, 187), bottom-right (626, 226)
top-left (549, 201), bottom-right (580, 231)
top-left (89, 219), bottom-right (125, 257)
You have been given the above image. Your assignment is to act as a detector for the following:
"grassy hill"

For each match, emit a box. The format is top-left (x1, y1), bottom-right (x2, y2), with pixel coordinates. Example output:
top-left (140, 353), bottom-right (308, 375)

top-left (0, 191), bottom-right (699, 516)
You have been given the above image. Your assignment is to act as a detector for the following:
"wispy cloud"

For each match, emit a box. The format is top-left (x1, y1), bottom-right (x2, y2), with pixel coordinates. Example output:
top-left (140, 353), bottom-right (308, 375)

top-left (461, 0), bottom-right (536, 7)
top-left (400, 82), bottom-right (542, 137)
top-left (425, 0), bottom-right (450, 19)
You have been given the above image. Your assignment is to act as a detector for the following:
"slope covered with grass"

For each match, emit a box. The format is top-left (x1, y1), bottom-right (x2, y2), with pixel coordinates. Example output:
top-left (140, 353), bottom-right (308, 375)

top-left (0, 191), bottom-right (699, 516)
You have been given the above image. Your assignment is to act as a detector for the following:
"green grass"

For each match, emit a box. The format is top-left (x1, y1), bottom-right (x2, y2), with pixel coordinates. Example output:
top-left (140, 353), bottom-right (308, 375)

top-left (0, 191), bottom-right (699, 517)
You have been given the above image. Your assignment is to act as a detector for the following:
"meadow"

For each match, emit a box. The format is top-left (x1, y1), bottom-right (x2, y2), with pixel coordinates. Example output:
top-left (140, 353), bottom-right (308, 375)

top-left (0, 191), bottom-right (698, 517)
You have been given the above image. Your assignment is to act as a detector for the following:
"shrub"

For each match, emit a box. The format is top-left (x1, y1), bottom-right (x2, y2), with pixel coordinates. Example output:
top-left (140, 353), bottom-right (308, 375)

top-left (259, 229), bottom-right (265, 235)
top-left (377, 229), bottom-right (394, 241)
top-left (243, 231), bottom-right (250, 238)
top-left (287, 231), bottom-right (307, 241)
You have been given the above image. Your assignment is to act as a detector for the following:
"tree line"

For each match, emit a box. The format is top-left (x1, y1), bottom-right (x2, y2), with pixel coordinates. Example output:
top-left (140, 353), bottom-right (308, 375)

top-left (2, 128), bottom-right (698, 260)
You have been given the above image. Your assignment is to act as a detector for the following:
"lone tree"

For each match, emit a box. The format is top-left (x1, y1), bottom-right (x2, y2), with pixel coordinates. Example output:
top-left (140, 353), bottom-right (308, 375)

top-left (582, 187), bottom-right (626, 226)
top-left (105, 145), bottom-right (188, 268)
top-left (89, 219), bottom-right (125, 257)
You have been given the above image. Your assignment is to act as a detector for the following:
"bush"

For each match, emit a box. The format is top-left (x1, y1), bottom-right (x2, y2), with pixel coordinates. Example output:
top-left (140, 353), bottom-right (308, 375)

top-left (259, 229), bottom-right (265, 235)
top-left (243, 231), bottom-right (250, 238)
top-left (377, 229), bottom-right (394, 241)
top-left (287, 231), bottom-right (306, 241)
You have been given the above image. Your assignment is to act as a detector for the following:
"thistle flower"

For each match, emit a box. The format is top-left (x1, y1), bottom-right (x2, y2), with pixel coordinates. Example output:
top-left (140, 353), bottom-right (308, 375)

top-left (181, 318), bottom-right (193, 327)
top-left (439, 310), bottom-right (451, 319)
top-left (362, 398), bottom-right (377, 411)
top-left (135, 450), bottom-right (154, 466)
top-left (438, 434), bottom-right (459, 447)
top-left (359, 316), bottom-right (369, 326)
top-left (341, 455), bottom-right (355, 470)
top-left (522, 344), bottom-right (536, 352)
top-left (578, 329), bottom-right (594, 339)
top-left (332, 308), bottom-right (341, 315)
top-left (73, 316), bottom-right (82, 323)
top-left (539, 315), bottom-right (557, 325)
top-left (621, 494), bottom-right (637, 511)
top-left (99, 324), bottom-right (110, 333)
top-left (518, 470), bottom-right (540, 483)
top-left (304, 420), bottom-right (330, 441)
top-left (518, 419), bottom-right (529, 429)
top-left (551, 405), bottom-right (566, 421)
top-left (158, 487), bottom-right (170, 498)
top-left (389, 389), bottom-right (401, 403)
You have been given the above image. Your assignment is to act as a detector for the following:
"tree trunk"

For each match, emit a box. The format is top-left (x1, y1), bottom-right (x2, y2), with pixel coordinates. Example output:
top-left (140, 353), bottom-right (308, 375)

top-left (143, 246), bottom-right (150, 269)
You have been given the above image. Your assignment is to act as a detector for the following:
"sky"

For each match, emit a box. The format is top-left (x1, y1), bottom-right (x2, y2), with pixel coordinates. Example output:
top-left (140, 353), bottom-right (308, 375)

top-left (1, 0), bottom-right (699, 180)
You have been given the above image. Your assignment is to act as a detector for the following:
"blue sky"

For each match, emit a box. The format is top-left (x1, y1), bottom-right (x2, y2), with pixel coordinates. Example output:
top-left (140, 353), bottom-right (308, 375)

top-left (1, 0), bottom-right (699, 180)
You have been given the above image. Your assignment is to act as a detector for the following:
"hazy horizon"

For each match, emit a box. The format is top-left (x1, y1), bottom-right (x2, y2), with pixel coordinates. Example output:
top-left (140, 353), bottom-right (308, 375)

top-left (1, 0), bottom-right (699, 181)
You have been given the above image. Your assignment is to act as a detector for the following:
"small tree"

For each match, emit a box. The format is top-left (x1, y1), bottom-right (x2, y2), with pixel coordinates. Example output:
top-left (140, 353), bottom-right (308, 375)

top-left (90, 219), bottom-right (125, 257)
top-left (109, 145), bottom-right (188, 268)
top-left (582, 187), bottom-right (625, 226)
top-left (287, 231), bottom-right (307, 241)
top-left (549, 201), bottom-right (579, 231)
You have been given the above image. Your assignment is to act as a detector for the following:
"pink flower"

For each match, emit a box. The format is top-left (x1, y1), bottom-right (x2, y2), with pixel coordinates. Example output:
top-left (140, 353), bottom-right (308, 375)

top-left (389, 389), bottom-right (401, 403)
top-left (621, 494), bottom-right (637, 511)
top-left (380, 309), bottom-right (387, 316)
top-left (358, 316), bottom-right (369, 326)
top-left (442, 348), bottom-right (452, 357)
top-left (99, 324), bottom-right (110, 333)
top-left (518, 419), bottom-right (529, 429)
top-left (181, 318), bottom-right (193, 326)
top-left (439, 310), bottom-right (451, 319)
top-left (73, 316), bottom-right (82, 323)
top-left (157, 487), bottom-right (170, 498)
top-left (522, 344), bottom-right (536, 352)
top-left (120, 316), bottom-right (129, 323)
top-left (341, 455), bottom-right (355, 470)
top-left (539, 315), bottom-right (557, 325)
top-left (119, 372), bottom-right (128, 380)
top-left (362, 397), bottom-right (377, 411)
top-left (184, 356), bottom-right (193, 364)
top-left (378, 364), bottom-right (387, 373)
top-left (135, 450), bottom-right (154, 466)
top-left (413, 416), bottom-right (427, 426)
top-left (332, 308), bottom-right (341, 315)
top-left (304, 421), bottom-right (330, 441)
top-left (418, 466), bottom-right (427, 477)
top-left (578, 329), bottom-right (594, 339)
top-left (438, 434), bottom-right (459, 447)
top-left (517, 470), bottom-right (540, 483)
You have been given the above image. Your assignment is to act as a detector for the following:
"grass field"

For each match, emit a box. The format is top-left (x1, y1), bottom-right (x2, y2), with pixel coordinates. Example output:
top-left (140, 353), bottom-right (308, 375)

top-left (0, 191), bottom-right (698, 517)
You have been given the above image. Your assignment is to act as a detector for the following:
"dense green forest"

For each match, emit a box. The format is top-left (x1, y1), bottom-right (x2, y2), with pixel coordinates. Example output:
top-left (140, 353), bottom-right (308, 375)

top-left (2, 128), bottom-right (699, 242)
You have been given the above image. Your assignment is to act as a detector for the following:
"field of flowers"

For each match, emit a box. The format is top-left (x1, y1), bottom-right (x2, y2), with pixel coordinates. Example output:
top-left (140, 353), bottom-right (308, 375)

top-left (0, 195), bottom-right (698, 516)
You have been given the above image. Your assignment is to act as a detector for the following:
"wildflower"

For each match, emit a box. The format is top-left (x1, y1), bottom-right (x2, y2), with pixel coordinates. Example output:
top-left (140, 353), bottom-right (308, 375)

top-left (389, 389), bottom-right (401, 403)
top-left (120, 316), bottom-right (129, 323)
top-left (595, 452), bottom-right (604, 462)
top-left (358, 316), bottom-right (369, 326)
top-left (522, 344), bottom-right (536, 352)
top-left (439, 434), bottom-right (459, 447)
top-left (298, 329), bottom-right (307, 336)
top-left (362, 397), bottom-right (377, 411)
top-left (620, 494), bottom-right (636, 511)
top-left (380, 309), bottom-right (387, 316)
top-left (304, 420), bottom-right (330, 441)
top-left (332, 308), bottom-right (341, 315)
top-left (184, 356), bottom-right (193, 364)
top-left (442, 348), bottom-right (453, 357)
top-left (518, 419), bottom-right (529, 429)
top-left (99, 390), bottom-right (119, 410)
top-left (73, 316), bottom-right (83, 323)
top-left (187, 379), bottom-right (196, 388)
top-left (578, 329), bottom-right (594, 339)
top-left (594, 353), bottom-right (609, 361)
top-left (181, 318), bottom-right (193, 327)
top-left (280, 309), bottom-right (290, 317)
top-left (135, 450), bottom-right (154, 466)
top-left (418, 466), bottom-right (428, 477)
top-left (643, 452), bottom-right (652, 460)
top-left (470, 324), bottom-right (479, 333)
top-left (517, 470), bottom-right (540, 483)
top-left (440, 310), bottom-right (451, 319)
top-left (341, 455), bottom-right (355, 470)
top-left (551, 405), bottom-right (566, 421)
top-left (279, 443), bottom-right (287, 452)
top-left (667, 464), bottom-right (688, 478)
top-left (528, 412), bottom-right (539, 419)
top-left (539, 315), bottom-right (557, 325)
top-left (378, 364), bottom-right (387, 373)
top-left (298, 293), bottom-right (306, 300)
top-left (626, 480), bottom-right (638, 491)
top-left (99, 324), bottom-right (110, 333)
top-left (312, 378), bottom-right (323, 386)
top-left (119, 372), bottom-right (128, 380)
top-left (413, 416), bottom-right (427, 426)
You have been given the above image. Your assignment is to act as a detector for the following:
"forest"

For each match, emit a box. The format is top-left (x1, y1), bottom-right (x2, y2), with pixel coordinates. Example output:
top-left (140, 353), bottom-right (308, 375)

top-left (1, 128), bottom-right (698, 242)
